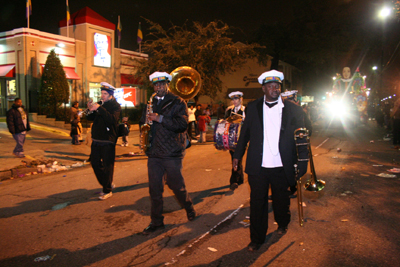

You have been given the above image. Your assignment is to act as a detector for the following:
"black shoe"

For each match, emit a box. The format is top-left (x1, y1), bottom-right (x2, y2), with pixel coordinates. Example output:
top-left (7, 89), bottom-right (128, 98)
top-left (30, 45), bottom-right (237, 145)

top-left (230, 183), bottom-right (239, 191)
top-left (277, 226), bottom-right (288, 235)
top-left (247, 242), bottom-right (262, 252)
top-left (187, 210), bottom-right (196, 221)
top-left (141, 223), bottom-right (165, 235)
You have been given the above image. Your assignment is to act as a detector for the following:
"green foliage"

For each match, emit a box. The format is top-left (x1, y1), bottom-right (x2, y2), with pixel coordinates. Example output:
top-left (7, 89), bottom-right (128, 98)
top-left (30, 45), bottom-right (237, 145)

top-left (39, 49), bottom-right (70, 118)
top-left (133, 20), bottom-right (261, 99)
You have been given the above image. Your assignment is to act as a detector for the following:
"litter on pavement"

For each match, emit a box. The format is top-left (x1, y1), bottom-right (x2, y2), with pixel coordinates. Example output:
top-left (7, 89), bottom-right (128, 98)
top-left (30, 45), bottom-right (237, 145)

top-left (34, 255), bottom-right (55, 262)
top-left (208, 247), bottom-right (218, 252)
top-left (376, 173), bottom-right (397, 178)
top-left (239, 219), bottom-right (250, 227)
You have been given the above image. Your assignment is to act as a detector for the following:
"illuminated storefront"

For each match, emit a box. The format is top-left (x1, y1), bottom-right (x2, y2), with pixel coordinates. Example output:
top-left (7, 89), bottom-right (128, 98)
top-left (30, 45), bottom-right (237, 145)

top-left (0, 7), bottom-right (147, 115)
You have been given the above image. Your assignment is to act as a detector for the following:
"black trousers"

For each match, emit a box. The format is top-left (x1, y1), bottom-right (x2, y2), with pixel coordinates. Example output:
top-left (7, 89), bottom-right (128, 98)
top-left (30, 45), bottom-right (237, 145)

top-left (229, 150), bottom-right (244, 185)
top-left (148, 157), bottom-right (194, 225)
top-left (248, 167), bottom-right (291, 244)
top-left (91, 142), bottom-right (116, 194)
top-left (188, 121), bottom-right (197, 138)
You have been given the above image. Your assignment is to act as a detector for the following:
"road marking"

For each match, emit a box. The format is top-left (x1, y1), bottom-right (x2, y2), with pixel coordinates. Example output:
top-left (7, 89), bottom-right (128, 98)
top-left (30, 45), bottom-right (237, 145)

top-left (315, 138), bottom-right (329, 149)
top-left (165, 203), bottom-right (245, 265)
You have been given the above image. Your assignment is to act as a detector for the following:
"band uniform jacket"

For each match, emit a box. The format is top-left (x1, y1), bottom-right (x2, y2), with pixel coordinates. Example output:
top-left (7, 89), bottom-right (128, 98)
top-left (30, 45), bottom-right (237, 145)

top-left (86, 98), bottom-right (121, 143)
top-left (232, 97), bottom-right (308, 187)
top-left (140, 92), bottom-right (188, 158)
top-left (224, 105), bottom-right (245, 120)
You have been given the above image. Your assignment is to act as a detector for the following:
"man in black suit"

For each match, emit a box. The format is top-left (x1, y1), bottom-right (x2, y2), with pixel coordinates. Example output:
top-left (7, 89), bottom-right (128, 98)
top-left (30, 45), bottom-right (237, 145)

top-left (233, 70), bottom-right (308, 251)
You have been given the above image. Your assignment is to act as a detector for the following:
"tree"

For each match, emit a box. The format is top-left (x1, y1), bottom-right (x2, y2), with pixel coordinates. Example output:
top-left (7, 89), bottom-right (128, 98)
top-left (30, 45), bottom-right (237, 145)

top-left (39, 49), bottom-right (70, 118)
top-left (133, 20), bottom-right (261, 99)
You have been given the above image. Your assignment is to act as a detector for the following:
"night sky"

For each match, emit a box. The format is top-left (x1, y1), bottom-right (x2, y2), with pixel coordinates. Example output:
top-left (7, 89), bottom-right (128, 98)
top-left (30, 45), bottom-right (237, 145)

top-left (1, 0), bottom-right (399, 96)
top-left (0, 0), bottom-right (299, 51)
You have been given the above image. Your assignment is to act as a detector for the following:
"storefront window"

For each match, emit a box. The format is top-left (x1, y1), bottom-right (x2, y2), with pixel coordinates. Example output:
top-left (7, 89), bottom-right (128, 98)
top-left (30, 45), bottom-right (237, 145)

top-left (7, 80), bottom-right (16, 95)
top-left (89, 82), bottom-right (101, 102)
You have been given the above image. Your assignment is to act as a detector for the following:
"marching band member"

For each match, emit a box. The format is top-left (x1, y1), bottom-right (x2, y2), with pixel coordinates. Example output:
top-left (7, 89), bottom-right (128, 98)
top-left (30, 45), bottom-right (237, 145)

top-left (232, 70), bottom-right (308, 251)
top-left (139, 71), bottom-right (196, 235)
top-left (86, 82), bottom-right (121, 200)
top-left (224, 91), bottom-right (246, 191)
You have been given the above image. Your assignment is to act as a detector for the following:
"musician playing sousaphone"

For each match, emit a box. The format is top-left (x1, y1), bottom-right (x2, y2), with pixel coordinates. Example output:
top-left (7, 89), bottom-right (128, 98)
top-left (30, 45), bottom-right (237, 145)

top-left (224, 91), bottom-right (246, 191)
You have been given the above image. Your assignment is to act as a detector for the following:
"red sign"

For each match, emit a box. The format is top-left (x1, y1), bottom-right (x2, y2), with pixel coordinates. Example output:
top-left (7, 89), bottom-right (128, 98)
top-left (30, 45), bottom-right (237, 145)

top-left (123, 87), bottom-right (136, 106)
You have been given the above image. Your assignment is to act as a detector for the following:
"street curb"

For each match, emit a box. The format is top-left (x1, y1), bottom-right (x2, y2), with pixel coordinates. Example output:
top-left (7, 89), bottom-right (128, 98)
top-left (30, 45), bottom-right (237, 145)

top-left (0, 170), bottom-right (12, 180)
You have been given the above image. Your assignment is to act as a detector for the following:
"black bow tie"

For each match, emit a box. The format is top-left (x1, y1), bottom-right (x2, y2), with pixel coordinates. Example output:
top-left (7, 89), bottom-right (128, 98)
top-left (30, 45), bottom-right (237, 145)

top-left (265, 101), bottom-right (278, 108)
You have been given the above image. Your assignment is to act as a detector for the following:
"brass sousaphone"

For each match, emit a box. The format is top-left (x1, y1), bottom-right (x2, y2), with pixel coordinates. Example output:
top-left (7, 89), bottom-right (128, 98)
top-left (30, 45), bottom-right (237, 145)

top-left (169, 66), bottom-right (202, 101)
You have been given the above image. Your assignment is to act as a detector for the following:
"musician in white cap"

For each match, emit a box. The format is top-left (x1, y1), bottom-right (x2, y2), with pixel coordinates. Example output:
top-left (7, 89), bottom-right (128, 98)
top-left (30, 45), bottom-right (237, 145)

top-left (224, 91), bottom-right (246, 191)
top-left (232, 70), bottom-right (308, 251)
top-left (139, 71), bottom-right (196, 235)
top-left (86, 82), bottom-right (121, 200)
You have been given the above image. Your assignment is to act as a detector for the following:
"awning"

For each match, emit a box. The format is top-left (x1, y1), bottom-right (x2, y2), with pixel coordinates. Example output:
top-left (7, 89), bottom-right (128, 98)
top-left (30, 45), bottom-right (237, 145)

top-left (0, 65), bottom-right (15, 78)
top-left (63, 67), bottom-right (80, 80)
top-left (121, 73), bottom-right (142, 85)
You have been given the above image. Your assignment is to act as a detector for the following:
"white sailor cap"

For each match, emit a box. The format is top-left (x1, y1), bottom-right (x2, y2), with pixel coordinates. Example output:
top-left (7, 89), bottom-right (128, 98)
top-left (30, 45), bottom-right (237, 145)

top-left (149, 71), bottom-right (172, 84)
top-left (100, 82), bottom-right (116, 95)
top-left (281, 90), bottom-right (298, 97)
top-left (228, 91), bottom-right (243, 99)
top-left (258, 70), bottom-right (284, 85)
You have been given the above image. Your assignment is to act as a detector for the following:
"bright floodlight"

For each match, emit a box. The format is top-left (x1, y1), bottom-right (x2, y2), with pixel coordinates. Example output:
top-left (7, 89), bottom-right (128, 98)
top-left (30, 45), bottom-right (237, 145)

top-left (372, 66), bottom-right (378, 70)
top-left (379, 7), bottom-right (391, 18)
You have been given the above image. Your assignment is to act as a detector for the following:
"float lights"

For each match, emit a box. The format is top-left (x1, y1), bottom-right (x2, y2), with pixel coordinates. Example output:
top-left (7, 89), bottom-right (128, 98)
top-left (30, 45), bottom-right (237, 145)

top-left (379, 7), bottom-right (391, 19)
top-left (332, 77), bottom-right (336, 80)
top-left (372, 66), bottom-right (378, 70)
top-left (56, 43), bottom-right (65, 48)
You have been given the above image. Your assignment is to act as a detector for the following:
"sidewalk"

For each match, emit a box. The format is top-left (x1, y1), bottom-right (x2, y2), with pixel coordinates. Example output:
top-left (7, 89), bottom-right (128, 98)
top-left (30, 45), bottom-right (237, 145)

top-left (0, 121), bottom-right (144, 180)
top-left (0, 119), bottom-right (217, 180)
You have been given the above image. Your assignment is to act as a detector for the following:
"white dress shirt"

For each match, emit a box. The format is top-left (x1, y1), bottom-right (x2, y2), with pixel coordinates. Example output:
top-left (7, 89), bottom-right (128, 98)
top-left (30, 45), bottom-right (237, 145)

top-left (262, 96), bottom-right (284, 168)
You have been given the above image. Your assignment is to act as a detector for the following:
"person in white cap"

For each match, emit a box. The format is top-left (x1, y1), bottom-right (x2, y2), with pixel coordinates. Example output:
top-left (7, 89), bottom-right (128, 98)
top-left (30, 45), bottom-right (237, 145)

top-left (232, 70), bottom-right (309, 251)
top-left (86, 82), bottom-right (121, 200)
top-left (224, 91), bottom-right (246, 191)
top-left (139, 71), bottom-right (196, 235)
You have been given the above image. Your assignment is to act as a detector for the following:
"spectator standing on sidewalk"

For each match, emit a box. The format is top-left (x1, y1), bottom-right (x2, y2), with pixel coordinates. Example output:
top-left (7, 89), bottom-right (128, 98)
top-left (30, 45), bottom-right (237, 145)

top-left (70, 101), bottom-right (83, 142)
top-left (391, 98), bottom-right (400, 149)
top-left (187, 104), bottom-right (197, 140)
top-left (197, 111), bottom-right (210, 143)
top-left (70, 114), bottom-right (81, 145)
top-left (118, 117), bottom-right (130, 146)
top-left (6, 98), bottom-right (31, 158)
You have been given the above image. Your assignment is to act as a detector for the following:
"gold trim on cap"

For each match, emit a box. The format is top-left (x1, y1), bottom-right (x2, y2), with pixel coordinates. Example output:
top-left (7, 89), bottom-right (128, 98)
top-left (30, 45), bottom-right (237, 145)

top-left (264, 76), bottom-right (282, 83)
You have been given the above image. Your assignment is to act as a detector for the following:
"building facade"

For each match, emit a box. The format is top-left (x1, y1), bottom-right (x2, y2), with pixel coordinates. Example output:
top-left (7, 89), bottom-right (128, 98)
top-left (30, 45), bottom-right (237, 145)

top-left (0, 7), bottom-right (147, 116)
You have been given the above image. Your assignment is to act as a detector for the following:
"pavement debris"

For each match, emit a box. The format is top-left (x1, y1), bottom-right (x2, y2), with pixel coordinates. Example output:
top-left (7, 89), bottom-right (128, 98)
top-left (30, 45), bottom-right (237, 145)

top-left (208, 247), bottom-right (218, 252)
top-left (387, 168), bottom-right (400, 173)
top-left (376, 173), bottom-right (397, 178)
top-left (34, 255), bottom-right (55, 262)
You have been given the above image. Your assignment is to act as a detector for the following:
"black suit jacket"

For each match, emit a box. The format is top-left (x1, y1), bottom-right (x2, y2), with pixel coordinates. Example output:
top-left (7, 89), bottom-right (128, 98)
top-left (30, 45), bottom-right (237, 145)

top-left (233, 97), bottom-right (308, 187)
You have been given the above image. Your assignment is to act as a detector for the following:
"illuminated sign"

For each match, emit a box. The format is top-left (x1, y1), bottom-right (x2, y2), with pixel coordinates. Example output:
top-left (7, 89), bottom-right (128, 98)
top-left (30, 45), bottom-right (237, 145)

top-left (93, 33), bottom-right (111, 67)
top-left (115, 87), bottom-right (137, 107)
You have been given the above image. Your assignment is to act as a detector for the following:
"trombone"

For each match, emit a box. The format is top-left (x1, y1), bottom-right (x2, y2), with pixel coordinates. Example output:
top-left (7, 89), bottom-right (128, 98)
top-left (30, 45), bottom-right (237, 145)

top-left (294, 128), bottom-right (325, 226)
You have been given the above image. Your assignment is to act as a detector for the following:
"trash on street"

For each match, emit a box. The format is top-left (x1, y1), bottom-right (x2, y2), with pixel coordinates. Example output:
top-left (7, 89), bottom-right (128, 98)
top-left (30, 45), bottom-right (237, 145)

top-left (376, 173), bottom-right (397, 178)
